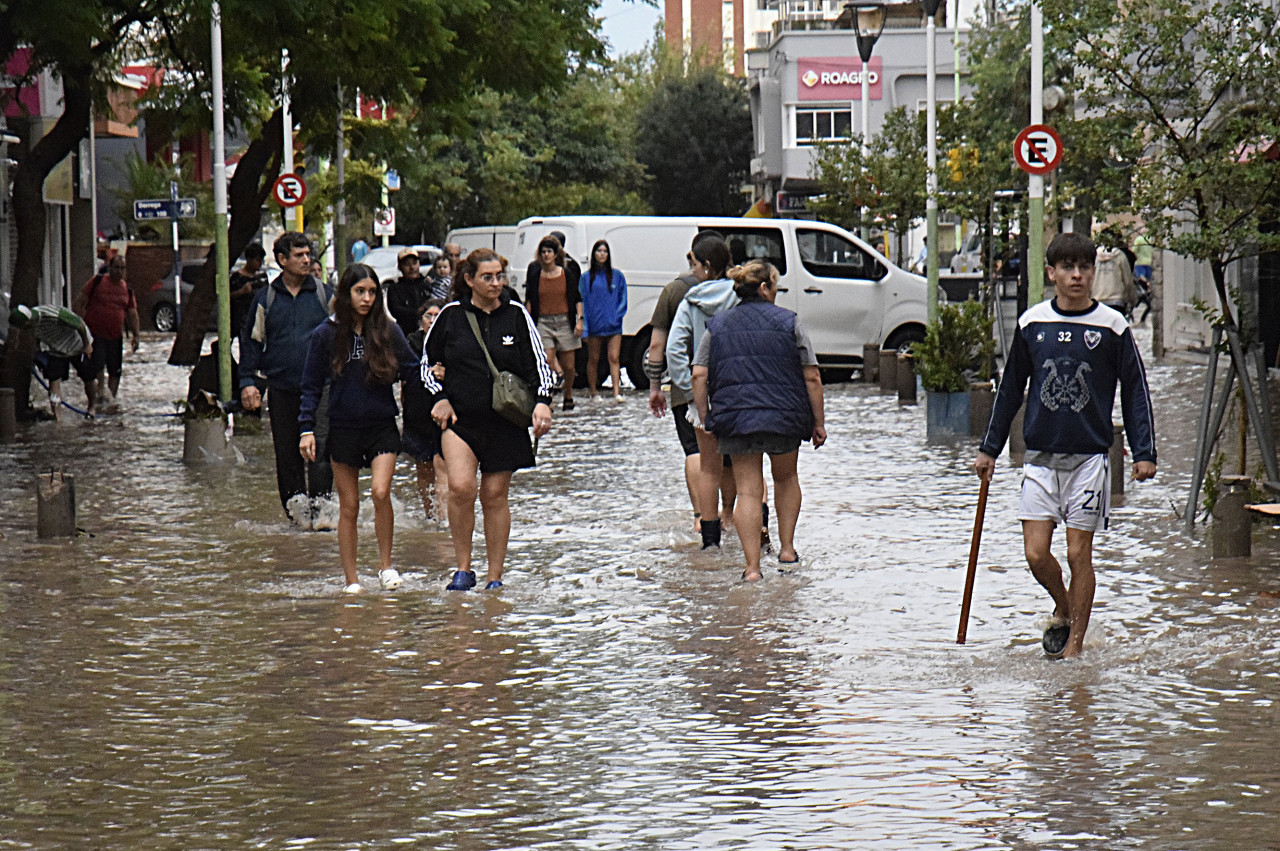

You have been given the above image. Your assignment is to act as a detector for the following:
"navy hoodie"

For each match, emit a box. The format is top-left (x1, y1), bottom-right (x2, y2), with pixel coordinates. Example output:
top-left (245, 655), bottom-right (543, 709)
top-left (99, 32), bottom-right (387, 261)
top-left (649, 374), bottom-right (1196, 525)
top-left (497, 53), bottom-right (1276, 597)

top-left (298, 320), bottom-right (419, 433)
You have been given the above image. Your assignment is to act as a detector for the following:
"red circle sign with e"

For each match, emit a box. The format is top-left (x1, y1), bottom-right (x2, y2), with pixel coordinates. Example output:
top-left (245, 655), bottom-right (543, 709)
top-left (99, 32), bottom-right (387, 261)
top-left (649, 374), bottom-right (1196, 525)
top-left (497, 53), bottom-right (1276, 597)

top-left (272, 174), bottom-right (308, 207)
top-left (1013, 124), bottom-right (1063, 176)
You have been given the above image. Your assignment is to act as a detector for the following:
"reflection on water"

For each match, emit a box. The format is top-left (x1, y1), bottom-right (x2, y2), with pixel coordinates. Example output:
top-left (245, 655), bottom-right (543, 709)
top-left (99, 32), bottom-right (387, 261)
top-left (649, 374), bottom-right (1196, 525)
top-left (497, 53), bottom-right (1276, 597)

top-left (1, 333), bottom-right (1279, 847)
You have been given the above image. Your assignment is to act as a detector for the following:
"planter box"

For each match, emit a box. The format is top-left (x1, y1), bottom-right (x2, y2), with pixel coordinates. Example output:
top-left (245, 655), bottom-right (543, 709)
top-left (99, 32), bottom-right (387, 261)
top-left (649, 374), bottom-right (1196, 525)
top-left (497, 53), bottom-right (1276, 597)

top-left (183, 417), bottom-right (229, 463)
top-left (926, 390), bottom-right (971, 442)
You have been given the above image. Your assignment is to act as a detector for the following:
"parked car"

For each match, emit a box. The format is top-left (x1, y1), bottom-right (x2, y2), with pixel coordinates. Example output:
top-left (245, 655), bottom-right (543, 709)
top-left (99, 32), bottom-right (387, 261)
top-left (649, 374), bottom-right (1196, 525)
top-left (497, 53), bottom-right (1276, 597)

top-left (512, 215), bottom-right (929, 387)
top-left (144, 260), bottom-right (228, 332)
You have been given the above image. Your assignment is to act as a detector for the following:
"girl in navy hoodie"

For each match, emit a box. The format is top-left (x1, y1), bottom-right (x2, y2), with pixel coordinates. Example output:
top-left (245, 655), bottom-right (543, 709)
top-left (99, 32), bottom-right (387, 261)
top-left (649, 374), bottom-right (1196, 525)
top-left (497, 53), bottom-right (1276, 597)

top-left (300, 263), bottom-right (419, 594)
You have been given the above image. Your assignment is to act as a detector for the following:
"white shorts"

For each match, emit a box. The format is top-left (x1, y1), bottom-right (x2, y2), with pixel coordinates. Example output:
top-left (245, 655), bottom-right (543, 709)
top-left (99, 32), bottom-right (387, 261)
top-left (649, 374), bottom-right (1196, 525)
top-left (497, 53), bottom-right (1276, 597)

top-left (1018, 455), bottom-right (1110, 531)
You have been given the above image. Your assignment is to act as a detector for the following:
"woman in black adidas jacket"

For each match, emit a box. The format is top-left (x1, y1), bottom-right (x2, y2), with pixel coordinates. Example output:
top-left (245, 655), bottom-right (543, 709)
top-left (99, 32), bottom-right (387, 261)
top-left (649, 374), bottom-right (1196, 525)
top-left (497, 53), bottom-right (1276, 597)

top-left (421, 248), bottom-right (554, 592)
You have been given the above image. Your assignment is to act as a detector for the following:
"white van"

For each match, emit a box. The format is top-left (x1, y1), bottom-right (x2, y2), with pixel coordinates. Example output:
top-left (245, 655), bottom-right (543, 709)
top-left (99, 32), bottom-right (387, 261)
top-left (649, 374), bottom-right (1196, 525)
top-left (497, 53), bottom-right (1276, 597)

top-left (445, 226), bottom-right (517, 261)
top-left (512, 215), bottom-right (928, 388)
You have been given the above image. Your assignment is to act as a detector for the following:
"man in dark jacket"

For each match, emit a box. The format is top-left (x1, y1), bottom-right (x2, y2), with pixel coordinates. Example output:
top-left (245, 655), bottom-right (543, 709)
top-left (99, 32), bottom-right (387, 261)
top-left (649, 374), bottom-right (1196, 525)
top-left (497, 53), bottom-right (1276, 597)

top-left (386, 247), bottom-right (433, 336)
top-left (239, 232), bottom-right (336, 527)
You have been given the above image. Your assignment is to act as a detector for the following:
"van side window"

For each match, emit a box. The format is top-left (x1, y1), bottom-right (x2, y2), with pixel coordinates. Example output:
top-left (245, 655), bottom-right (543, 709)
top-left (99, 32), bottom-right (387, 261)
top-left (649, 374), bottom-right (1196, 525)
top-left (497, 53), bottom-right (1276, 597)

top-left (700, 227), bottom-right (787, 275)
top-left (797, 229), bottom-right (886, 282)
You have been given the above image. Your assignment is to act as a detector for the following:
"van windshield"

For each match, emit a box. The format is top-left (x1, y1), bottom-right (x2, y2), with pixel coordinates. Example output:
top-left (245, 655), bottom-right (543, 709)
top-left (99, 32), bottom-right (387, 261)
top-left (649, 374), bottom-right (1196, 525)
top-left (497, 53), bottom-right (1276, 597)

top-left (796, 229), bottom-right (885, 282)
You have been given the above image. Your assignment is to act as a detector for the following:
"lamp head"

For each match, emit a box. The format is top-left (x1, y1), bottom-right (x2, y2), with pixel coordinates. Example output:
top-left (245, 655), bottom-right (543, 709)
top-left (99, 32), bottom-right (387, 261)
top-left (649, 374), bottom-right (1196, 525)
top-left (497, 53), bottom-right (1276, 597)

top-left (921, 0), bottom-right (943, 17)
top-left (851, 3), bottom-right (886, 62)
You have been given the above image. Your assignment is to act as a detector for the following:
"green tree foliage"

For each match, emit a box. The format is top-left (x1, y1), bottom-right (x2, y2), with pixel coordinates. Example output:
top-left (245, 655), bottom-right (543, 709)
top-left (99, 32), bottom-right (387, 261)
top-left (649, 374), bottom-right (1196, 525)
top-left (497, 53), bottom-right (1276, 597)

top-left (635, 68), bottom-right (752, 216)
top-left (112, 151), bottom-right (215, 240)
top-left (910, 299), bottom-right (995, 392)
top-left (810, 107), bottom-right (928, 261)
top-left (1041, 0), bottom-right (1280, 322)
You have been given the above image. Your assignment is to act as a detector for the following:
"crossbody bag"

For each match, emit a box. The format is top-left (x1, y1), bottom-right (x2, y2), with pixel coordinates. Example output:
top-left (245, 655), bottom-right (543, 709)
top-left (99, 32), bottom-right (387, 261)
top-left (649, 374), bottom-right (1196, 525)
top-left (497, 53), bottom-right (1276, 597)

top-left (465, 311), bottom-right (536, 428)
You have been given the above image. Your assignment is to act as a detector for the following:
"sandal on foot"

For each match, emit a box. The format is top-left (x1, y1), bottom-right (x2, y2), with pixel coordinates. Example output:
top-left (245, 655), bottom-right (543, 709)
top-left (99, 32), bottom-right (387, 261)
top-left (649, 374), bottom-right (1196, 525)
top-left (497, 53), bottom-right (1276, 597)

top-left (1042, 618), bottom-right (1070, 658)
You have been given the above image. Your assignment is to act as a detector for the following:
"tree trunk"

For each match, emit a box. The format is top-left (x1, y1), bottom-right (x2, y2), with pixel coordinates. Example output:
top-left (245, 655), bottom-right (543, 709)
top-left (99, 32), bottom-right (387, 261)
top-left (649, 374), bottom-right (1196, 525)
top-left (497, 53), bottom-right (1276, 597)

top-left (168, 109), bottom-right (284, 365)
top-left (1, 73), bottom-right (91, 418)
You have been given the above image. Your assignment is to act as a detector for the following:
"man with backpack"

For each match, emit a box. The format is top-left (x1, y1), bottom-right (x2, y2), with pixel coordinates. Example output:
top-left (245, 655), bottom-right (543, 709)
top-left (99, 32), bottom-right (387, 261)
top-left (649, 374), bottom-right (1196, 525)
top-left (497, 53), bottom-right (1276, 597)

top-left (239, 232), bottom-right (336, 528)
top-left (73, 253), bottom-right (140, 414)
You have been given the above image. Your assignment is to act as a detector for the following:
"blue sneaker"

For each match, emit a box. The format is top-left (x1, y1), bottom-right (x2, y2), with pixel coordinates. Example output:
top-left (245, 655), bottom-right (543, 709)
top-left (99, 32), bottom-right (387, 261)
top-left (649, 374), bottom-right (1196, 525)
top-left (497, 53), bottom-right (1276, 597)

top-left (485, 580), bottom-right (503, 590)
top-left (446, 570), bottom-right (476, 591)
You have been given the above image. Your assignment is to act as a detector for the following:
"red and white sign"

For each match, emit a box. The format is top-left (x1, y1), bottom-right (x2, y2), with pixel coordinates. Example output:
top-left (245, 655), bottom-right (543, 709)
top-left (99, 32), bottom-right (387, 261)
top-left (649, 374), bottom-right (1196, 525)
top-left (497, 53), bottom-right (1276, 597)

top-left (1013, 124), bottom-right (1063, 175)
top-left (373, 207), bottom-right (396, 237)
top-left (796, 57), bottom-right (882, 102)
top-left (272, 173), bottom-right (307, 207)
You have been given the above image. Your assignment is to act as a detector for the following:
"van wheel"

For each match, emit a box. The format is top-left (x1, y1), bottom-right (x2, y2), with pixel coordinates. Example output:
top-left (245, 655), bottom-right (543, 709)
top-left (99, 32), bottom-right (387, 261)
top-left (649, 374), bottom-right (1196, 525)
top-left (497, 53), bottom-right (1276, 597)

top-left (625, 328), bottom-right (652, 390)
top-left (884, 325), bottom-right (925, 355)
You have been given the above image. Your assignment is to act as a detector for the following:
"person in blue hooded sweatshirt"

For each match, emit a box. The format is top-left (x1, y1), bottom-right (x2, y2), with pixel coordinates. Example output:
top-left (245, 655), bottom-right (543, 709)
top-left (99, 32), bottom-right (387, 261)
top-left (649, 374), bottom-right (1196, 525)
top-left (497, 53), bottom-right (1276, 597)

top-left (667, 235), bottom-right (738, 550)
top-left (580, 239), bottom-right (628, 402)
top-left (692, 260), bottom-right (826, 582)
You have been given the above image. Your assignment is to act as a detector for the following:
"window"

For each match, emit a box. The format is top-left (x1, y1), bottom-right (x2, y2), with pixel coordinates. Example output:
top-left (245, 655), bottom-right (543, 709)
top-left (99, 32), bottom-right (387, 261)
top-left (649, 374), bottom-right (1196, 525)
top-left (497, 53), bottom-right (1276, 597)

top-left (797, 228), bottom-right (885, 281)
top-left (795, 107), bottom-right (852, 145)
top-left (703, 227), bottom-right (787, 275)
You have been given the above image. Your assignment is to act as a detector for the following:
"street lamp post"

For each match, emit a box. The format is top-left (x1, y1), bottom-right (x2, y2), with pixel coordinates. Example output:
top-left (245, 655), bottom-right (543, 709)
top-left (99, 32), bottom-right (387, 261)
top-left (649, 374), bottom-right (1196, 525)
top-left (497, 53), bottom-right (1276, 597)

top-left (850, 3), bottom-right (886, 243)
top-left (923, 0), bottom-right (943, 325)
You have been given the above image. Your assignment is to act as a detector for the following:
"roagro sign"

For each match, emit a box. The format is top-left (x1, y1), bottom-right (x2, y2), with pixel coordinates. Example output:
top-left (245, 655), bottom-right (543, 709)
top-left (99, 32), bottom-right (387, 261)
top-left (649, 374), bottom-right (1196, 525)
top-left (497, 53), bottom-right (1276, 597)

top-left (796, 57), bottom-right (883, 101)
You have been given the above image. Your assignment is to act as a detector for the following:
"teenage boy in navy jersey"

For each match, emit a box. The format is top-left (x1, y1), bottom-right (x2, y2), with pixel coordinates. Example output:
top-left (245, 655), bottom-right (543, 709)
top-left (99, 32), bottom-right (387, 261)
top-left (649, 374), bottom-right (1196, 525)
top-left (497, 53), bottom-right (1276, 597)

top-left (974, 231), bottom-right (1157, 659)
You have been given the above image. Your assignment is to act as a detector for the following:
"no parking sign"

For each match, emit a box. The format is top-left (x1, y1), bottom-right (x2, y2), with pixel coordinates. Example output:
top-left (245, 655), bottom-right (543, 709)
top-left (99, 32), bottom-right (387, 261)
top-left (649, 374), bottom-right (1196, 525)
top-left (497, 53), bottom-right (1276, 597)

top-left (1013, 124), bottom-right (1063, 176)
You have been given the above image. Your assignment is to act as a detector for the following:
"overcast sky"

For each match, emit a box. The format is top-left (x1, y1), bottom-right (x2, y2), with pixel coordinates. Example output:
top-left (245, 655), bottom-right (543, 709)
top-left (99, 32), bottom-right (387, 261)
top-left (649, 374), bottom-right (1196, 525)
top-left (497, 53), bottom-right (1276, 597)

top-left (597, 0), bottom-right (664, 58)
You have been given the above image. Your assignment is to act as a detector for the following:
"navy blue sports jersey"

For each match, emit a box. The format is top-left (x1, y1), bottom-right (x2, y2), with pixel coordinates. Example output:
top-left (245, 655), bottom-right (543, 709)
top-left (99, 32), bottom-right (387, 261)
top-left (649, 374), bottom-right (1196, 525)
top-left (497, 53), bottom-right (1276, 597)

top-left (980, 299), bottom-right (1156, 464)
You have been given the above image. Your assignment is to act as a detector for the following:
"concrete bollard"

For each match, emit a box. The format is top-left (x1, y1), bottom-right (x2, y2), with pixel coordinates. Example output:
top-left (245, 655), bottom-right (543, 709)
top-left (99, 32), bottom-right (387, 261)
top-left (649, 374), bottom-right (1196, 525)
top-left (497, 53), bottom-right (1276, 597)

top-left (896, 352), bottom-right (917, 405)
top-left (862, 342), bottom-right (880, 383)
top-left (36, 471), bottom-right (76, 538)
top-left (879, 349), bottom-right (897, 395)
top-left (1212, 475), bottom-right (1251, 558)
top-left (968, 381), bottom-right (995, 438)
top-left (0, 387), bottom-right (15, 444)
top-left (1109, 423), bottom-right (1126, 502)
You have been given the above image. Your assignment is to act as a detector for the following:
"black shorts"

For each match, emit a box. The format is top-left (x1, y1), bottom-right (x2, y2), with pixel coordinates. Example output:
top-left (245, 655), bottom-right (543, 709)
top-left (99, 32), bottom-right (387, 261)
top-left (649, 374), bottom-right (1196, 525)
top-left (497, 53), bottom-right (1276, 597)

top-left (327, 421), bottom-right (402, 469)
top-left (445, 410), bottom-right (535, 473)
top-left (401, 420), bottom-right (442, 463)
top-left (84, 337), bottom-right (124, 379)
top-left (671, 403), bottom-right (699, 457)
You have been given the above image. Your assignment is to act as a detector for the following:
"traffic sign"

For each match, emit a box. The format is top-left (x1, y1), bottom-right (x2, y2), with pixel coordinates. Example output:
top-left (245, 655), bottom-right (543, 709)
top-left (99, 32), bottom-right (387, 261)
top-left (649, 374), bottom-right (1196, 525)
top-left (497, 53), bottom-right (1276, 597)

top-left (134, 198), bottom-right (198, 220)
top-left (1013, 124), bottom-right (1063, 176)
top-left (373, 207), bottom-right (396, 236)
top-left (272, 173), bottom-right (308, 207)
top-left (386, 170), bottom-right (401, 191)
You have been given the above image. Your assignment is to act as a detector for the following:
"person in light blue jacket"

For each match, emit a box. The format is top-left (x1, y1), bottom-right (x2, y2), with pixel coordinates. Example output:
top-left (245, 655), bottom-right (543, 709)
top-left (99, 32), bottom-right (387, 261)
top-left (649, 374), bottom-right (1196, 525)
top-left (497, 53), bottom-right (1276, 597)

top-left (666, 235), bottom-right (737, 549)
top-left (580, 239), bottom-right (629, 402)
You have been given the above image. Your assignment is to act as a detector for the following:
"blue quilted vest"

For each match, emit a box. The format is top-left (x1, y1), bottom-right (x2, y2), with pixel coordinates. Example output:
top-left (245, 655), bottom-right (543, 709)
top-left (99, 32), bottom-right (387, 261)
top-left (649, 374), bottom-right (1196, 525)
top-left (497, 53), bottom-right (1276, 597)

top-left (705, 300), bottom-right (812, 439)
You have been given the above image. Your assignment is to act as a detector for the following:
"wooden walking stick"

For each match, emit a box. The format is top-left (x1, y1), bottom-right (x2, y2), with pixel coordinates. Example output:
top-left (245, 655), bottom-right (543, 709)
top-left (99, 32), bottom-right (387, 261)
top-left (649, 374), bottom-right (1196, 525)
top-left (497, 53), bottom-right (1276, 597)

top-left (957, 476), bottom-right (990, 645)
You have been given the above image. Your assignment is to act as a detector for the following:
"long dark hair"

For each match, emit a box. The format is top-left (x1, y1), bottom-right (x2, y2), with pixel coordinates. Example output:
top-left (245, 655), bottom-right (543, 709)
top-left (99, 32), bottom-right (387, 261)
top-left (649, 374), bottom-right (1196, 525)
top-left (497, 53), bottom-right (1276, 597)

top-left (331, 263), bottom-right (398, 384)
top-left (587, 239), bottom-right (615, 293)
top-left (451, 248), bottom-right (503, 303)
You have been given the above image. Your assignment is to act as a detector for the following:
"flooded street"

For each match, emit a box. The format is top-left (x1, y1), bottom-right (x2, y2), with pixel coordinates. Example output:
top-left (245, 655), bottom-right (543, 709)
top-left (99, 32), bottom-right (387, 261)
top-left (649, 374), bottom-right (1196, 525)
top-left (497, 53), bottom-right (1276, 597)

top-left (2, 332), bottom-right (1279, 848)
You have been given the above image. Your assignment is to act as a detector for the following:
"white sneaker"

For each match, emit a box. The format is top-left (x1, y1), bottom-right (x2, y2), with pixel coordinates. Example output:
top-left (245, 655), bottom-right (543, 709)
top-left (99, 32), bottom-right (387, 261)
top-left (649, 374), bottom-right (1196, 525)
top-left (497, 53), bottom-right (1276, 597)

top-left (379, 568), bottom-right (402, 590)
top-left (343, 582), bottom-right (363, 595)
top-left (613, 394), bottom-right (626, 404)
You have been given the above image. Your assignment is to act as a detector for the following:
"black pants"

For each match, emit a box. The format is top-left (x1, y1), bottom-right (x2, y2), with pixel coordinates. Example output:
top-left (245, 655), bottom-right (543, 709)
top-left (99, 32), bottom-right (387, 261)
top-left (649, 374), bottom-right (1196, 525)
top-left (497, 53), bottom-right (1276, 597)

top-left (267, 386), bottom-right (333, 511)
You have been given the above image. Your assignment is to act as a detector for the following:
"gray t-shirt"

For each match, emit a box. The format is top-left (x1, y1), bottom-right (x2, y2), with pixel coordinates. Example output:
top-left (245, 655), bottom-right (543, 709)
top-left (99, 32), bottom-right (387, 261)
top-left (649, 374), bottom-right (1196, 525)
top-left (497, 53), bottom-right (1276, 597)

top-left (692, 313), bottom-right (817, 368)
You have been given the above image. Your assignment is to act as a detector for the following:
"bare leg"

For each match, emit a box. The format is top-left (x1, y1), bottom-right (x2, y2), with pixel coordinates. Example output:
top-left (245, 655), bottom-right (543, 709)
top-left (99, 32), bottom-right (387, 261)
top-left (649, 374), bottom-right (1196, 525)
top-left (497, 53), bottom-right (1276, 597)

top-left (415, 459), bottom-right (436, 520)
top-left (544, 345), bottom-right (561, 382)
top-left (586, 336), bottom-right (602, 397)
top-left (769, 451), bottom-right (802, 562)
top-left (108, 372), bottom-right (121, 398)
top-left (1023, 520), bottom-right (1069, 620)
top-left (479, 471), bottom-right (514, 584)
top-left (607, 335), bottom-right (622, 396)
top-left (432, 453), bottom-right (450, 525)
top-left (731, 453), bottom-right (765, 580)
top-left (720, 464), bottom-right (737, 528)
top-left (369, 453), bottom-right (396, 571)
top-left (1062, 527), bottom-right (1097, 658)
top-left (332, 461), bottom-right (361, 586)
top-left (48, 378), bottom-right (61, 420)
top-left (442, 430), bottom-right (481, 573)
top-left (558, 349), bottom-right (577, 403)
top-left (83, 377), bottom-right (98, 417)
top-left (686, 453), bottom-right (701, 532)
top-left (694, 428), bottom-right (723, 528)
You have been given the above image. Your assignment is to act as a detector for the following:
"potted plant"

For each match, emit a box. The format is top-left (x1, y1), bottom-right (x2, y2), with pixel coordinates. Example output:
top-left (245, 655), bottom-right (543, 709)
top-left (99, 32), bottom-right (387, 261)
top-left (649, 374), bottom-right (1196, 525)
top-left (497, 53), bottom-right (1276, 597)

top-left (176, 390), bottom-right (230, 463)
top-left (911, 300), bottom-right (995, 442)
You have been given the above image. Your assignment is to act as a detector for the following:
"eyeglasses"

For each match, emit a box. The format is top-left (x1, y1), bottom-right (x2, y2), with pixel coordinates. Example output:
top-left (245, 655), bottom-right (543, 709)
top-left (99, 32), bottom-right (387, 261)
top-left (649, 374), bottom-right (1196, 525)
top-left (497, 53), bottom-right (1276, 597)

top-left (477, 273), bottom-right (509, 285)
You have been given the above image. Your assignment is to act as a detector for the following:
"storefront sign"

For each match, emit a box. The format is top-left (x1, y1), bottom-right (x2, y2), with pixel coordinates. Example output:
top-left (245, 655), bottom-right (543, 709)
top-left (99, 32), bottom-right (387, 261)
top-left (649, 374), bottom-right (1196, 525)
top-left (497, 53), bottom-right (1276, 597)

top-left (796, 57), bottom-right (882, 102)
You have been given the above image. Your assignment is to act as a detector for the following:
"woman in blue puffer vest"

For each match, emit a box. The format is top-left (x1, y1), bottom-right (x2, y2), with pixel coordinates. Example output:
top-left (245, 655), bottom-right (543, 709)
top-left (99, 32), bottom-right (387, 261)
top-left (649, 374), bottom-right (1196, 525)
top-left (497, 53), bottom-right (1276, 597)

top-left (691, 260), bottom-right (827, 582)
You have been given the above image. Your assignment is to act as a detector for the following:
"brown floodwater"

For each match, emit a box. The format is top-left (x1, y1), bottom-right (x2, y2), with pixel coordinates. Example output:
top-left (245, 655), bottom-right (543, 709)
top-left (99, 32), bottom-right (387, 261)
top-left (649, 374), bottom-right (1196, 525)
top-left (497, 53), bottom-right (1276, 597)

top-left (0, 330), bottom-right (1278, 849)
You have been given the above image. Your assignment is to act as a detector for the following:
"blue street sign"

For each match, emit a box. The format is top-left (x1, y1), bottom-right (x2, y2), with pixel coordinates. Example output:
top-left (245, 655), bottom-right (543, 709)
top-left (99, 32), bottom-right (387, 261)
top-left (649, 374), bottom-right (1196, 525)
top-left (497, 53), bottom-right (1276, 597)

top-left (134, 198), bottom-right (198, 220)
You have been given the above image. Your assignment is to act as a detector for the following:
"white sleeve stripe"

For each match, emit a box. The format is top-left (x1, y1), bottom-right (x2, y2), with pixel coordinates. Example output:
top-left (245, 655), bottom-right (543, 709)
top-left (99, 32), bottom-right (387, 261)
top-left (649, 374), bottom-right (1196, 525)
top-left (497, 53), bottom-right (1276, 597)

top-left (421, 303), bottom-right (454, 394)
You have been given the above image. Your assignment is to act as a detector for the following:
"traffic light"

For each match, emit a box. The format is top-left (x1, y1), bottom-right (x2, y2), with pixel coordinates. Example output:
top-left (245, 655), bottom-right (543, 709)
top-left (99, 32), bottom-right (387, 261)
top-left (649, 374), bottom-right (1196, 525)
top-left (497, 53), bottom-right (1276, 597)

top-left (947, 147), bottom-right (963, 181)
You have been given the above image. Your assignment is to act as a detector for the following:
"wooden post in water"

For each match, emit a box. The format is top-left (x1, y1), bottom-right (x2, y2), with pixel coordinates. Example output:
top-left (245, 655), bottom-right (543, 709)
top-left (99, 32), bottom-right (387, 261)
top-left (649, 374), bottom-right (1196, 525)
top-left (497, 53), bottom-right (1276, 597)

top-left (36, 471), bottom-right (76, 538)
top-left (862, 342), bottom-right (880, 383)
top-left (896, 352), bottom-right (917, 405)
top-left (1212, 476), bottom-right (1251, 559)
top-left (879, 349), bottom-right (897, 395)
top-left (0, 387), bottom-right (15, 444)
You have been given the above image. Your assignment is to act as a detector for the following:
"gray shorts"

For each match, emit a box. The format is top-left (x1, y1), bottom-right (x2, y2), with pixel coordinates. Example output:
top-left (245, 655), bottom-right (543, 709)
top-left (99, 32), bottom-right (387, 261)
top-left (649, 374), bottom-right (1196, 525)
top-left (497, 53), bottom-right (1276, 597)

top-left (717, 431), bottom-right (801, 457)
top-left (537, 313), bottom-right (581, 352)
